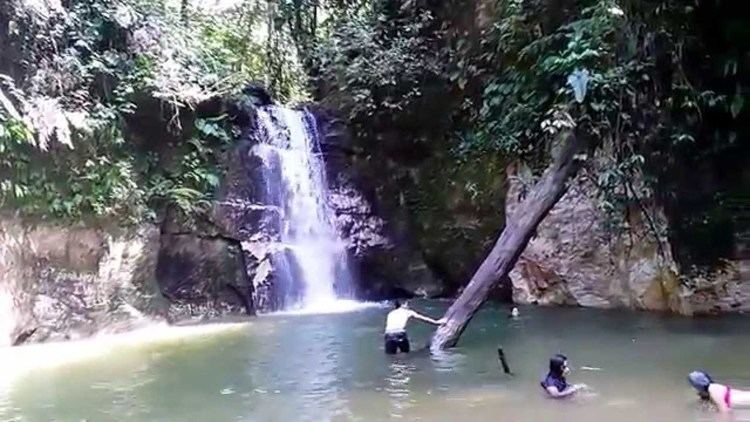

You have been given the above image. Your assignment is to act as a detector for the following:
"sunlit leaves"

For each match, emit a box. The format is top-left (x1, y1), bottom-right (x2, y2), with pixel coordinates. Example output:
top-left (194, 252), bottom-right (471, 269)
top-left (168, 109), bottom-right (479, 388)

top-left (313, 6), bottom-right (443, 136)
top-left (1, 0), bottom-right (248, 222)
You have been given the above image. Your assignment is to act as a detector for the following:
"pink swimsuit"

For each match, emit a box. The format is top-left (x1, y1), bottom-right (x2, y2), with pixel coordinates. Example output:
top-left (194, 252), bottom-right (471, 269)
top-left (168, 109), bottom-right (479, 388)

top-left (724, 386), bottom-right (732, 408)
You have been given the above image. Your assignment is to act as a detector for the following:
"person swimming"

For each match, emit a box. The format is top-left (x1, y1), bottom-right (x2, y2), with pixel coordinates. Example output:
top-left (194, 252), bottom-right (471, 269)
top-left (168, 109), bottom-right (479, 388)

top-left (383, 300), bottom-right (445, 354)
top-left (541, 354), bottom-right (587, 398)
top-left (688, 370), bottom-right (750, 413)
top-left (509, 307), bottom-right (520, 319)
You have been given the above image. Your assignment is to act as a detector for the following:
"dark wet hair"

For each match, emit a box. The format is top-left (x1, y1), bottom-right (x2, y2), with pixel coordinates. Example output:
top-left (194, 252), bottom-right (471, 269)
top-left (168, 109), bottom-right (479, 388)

top-left (688, 371), bottom-right (713, 393)
top-left (549, 354), bottom-right (568, 378)
top-left (392, 300), bottom-right (402, 309)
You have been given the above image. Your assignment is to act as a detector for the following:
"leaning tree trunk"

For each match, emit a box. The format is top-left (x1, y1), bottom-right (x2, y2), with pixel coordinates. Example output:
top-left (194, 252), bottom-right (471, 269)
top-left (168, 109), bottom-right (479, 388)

top-left (430, 131), bottom-right (587, 351)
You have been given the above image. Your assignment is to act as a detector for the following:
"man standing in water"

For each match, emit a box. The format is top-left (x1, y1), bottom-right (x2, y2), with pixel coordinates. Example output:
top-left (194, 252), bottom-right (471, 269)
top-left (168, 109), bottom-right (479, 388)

top-left (384, 300), bottom-right (446, 354)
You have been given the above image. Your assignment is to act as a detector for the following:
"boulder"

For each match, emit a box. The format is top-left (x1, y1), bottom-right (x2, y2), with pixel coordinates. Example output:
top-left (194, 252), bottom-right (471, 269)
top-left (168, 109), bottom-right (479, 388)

top-left (156, 234), bottom-right (253, 319)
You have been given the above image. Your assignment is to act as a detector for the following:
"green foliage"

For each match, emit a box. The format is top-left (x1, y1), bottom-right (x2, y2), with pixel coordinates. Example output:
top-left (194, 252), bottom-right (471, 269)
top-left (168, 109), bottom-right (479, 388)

top-left (0, 0), bottom-right (305, 222)
top-left (470, 1), bottom-right (625, 157)
top-left (147, 116), bottom-right (230, 219)
top-left (0, 116), bottom-right (35, 205)
top-left (313, 3), bottom-right (446, 139)
top-left (464, 0), bottom-right (748, 267)
top-left (1, 108), bottom-right (231, 222)
top-left (2, 0), bottom-right (746, 271)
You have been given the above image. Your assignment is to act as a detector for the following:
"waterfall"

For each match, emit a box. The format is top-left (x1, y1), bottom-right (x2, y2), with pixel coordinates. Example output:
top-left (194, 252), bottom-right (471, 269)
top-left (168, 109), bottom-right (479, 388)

top-left (252, 105), bottom-right (353, 311)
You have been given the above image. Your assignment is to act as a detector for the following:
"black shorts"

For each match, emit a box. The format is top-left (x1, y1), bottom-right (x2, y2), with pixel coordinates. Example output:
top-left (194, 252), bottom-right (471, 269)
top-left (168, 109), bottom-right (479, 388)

top-left (384, 332), bottom-right (410, 354)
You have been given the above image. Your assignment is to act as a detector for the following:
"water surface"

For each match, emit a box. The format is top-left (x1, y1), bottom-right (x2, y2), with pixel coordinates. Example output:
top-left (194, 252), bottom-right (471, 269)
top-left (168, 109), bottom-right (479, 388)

top-left (1, 302), bottom-right (749, 421)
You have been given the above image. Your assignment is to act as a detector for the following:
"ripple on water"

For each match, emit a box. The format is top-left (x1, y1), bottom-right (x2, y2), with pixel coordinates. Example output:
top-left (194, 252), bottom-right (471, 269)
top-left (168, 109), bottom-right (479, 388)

top-left (430, 348), bottom-right (466, 373)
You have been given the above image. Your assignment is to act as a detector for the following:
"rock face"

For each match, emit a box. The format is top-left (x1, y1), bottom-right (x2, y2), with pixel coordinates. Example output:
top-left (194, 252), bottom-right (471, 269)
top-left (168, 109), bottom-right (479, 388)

top-left (0, 217), bottom-right (166, 345)
top-left (156, 234), bottom-right (252, 320)
top-left (309, 106), bottom-right (507, 299)
top-left (679, 261), bottom-right (750, 315)
top-left (313, 107), bottom-right (447, 299)
top-left (0, 214), bottom-right (255, 346)
top-left (507, 162), bottom-right (749, 314)
top-left (0, 98), bottom-right (448, 346)
top-left (206, 106), bottom-right (313, 312)
top-left (0, 96), bottom-right (499, 337)
top-left (3, 91), bottom-right (746, 347)
top-left (328, 180), bottom-right (441, 299)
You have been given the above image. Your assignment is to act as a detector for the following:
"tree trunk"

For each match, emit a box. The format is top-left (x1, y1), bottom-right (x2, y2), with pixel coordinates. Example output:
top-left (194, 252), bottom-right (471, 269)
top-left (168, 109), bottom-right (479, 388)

top-left (430, 131), bottom-right (587, 351)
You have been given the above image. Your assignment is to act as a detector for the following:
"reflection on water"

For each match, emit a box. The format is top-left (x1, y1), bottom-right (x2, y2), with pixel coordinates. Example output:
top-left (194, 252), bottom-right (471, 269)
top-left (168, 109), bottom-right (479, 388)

top-left (386, 359), bottom-right (416, 418)
top-left (1, 302), bottom-right (749, 421)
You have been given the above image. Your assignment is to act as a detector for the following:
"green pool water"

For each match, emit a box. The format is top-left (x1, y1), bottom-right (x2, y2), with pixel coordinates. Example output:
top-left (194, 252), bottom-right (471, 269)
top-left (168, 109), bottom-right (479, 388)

top-left (1, 301), bottom-right (749, 421)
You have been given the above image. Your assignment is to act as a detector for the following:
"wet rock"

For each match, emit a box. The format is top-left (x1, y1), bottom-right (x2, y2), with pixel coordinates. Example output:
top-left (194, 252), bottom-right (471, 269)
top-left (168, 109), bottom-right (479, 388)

top-left (312, 104), bottom-right (509, 296)
top-left (242, 240), bottom-right (304, 311)
top-left (506, 158), bottom-right (748, 314)
top-left (327, 181), bottom-right (443, 299)
top-left (679, 262), bottom-right (750, 315)
top-left (506, 161), bottom-right (685, 311)
top-left (310, 107), bottom-right (449, 299)
top-left (242, 84), bottom-right (273, 107)
top-left (156, 234), bottom-right (253, 320)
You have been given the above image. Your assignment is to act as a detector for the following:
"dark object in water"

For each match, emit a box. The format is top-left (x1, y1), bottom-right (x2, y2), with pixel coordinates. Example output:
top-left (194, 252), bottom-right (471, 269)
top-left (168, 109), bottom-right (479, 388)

top-left (498, 347), bottom-right (512, 374)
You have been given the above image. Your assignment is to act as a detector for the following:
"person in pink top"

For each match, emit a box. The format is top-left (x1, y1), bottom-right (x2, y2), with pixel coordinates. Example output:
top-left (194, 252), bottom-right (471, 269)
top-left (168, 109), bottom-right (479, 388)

top-left (688, 371), bottom-right (750, 413)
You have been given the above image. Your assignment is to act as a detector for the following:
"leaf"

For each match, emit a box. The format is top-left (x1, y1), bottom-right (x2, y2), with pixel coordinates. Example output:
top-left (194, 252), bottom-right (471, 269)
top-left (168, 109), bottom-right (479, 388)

top-left (567, 69), bottom-right (590, 103)
top-left (14, 184), bottom-right (26, 198)
top-left (169, 187), bottom-right (203, 200)
top-left (730, 94), bottom-right (744, 118)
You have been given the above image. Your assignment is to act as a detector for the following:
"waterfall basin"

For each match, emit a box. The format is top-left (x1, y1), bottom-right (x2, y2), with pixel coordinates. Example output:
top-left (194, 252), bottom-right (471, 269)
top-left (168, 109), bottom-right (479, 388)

top-left (1, 301), bottom-right (749, 421)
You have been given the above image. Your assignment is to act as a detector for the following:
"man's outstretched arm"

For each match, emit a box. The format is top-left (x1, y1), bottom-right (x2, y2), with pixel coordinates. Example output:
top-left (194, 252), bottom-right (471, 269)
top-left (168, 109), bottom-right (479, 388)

top-left (410, 311), bottom-right (446, 326)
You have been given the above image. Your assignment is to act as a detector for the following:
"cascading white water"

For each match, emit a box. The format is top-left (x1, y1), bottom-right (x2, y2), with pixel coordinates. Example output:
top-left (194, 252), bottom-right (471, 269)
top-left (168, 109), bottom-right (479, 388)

top-left (253, 106), bottom-right (353, 311)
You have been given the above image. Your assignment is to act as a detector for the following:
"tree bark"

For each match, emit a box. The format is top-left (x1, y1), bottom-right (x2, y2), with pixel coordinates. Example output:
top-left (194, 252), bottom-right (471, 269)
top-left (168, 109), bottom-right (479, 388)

top-left (430, 131), bottom-right (587, 351)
